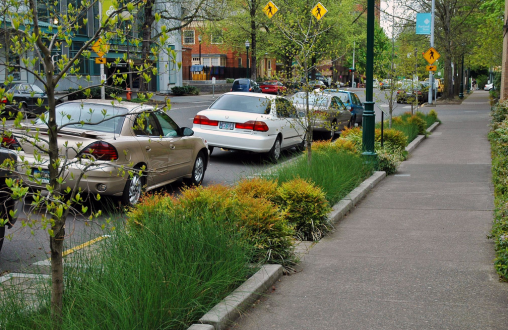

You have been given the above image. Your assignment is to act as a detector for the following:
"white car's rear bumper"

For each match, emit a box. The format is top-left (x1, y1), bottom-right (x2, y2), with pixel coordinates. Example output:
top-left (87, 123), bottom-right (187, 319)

top-left (193, 127), bottom-right (277, 153)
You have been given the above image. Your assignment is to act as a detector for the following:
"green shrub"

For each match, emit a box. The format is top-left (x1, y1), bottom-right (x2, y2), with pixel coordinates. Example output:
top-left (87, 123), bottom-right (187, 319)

top-left (275, 178), bottom-right (331, 241)
top-left (407, 114), bottom-right (427, 135)
top-left (376, 150), bottom-right (400, 174)
top-left (226, 78), bottom-right (235, 83)
top-left (171, 86), bottom-right (187, 96)
top-left (234, 177), bottom-right (279, 202)
top-left (375, 128), bottom-right (408, 150)
top-left (492, 102), bottom-right (508, 124)
top-left (312, 139), bottom-right (358, 154)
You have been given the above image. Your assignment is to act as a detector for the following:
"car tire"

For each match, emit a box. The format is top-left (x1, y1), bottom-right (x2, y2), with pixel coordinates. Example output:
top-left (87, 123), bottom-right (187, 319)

top-left (0, 225), bottom-right (5, 253)
top-left (183, 151), bottom-right (206, 186)
top-left (267, 136), bottom-right (282, 162)
top-left (121, 167), bottom-right (145, 207)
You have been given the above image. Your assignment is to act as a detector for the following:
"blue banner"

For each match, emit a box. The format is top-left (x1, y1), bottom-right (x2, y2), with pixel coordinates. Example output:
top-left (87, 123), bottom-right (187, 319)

top-left (416, 13), bottom-right (431, 35)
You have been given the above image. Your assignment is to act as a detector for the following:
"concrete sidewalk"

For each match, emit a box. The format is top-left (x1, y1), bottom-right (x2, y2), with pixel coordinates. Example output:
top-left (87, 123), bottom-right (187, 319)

top-left (229, 91), bottom-right (508, 329)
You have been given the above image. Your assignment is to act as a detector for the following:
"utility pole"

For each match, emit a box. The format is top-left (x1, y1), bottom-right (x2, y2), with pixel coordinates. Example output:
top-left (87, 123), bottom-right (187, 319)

top-left (352, 41), bottom-right (355, 87)
top-left (428, 0), bottom-right (435, 104)
top-left (99, 1), bottom-right (105, 100)
top-left (362, 0), bottom-right (376, 162)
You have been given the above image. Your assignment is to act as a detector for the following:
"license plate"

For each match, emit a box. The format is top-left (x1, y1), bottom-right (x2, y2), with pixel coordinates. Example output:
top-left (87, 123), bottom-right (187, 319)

top-left (219, 121), bottom-right (235, 130)
top-left (264, 87), bottom-right (269, 90)
top-left (33, 168), bottom-right (50, 184)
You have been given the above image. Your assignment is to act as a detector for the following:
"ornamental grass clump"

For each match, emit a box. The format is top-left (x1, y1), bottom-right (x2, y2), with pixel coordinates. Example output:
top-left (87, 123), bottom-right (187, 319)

top-left (489, 101), bottom-right (508, 280)
top-left (312, 139), bottom-right (358, 154)
top-left (275, 178), bottom-right (331, 241)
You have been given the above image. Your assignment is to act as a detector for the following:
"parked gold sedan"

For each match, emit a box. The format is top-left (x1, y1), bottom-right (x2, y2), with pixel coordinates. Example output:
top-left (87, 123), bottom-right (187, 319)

top-left (2, 100), bottom-right (209, 205)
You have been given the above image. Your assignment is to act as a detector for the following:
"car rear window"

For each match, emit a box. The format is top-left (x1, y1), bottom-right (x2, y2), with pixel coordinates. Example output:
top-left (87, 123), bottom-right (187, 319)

top-left (292, 92), bottom-right (329, 108)
top-left (36, 103), bottom-right (128, 134)
top-left (232, 79), bottom-right (250, 91)
top-left (209, 94), bottom-right (271, 114)
top-left (262, 81), bottom-right (276, 85)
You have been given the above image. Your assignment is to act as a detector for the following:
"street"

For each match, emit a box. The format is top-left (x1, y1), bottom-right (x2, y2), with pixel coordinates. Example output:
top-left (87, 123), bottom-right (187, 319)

top-left (0, 88), bottom-right (435, 274)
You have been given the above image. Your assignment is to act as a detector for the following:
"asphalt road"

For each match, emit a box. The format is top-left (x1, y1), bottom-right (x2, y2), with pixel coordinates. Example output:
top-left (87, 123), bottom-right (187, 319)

top-left (0, 87), bottom-right (432, 273)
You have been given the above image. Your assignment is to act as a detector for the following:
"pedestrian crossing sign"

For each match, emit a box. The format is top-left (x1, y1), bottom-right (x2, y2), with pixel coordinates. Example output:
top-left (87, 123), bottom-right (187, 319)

top-left (311, 2), bottom-right (327, 21)
top-left (423, 47), bottom-right (440, 64)
top-left (263, 1), bottom-right (278, 19)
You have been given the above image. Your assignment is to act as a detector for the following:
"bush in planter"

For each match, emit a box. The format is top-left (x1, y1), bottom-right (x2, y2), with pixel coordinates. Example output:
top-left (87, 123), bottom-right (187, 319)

top-left (234, 177), bottom-right (278, 202)
top-left (376, 150), bottom-right (400, 175)
top-left (171, 86), bottom-right (187, 96)
top-left (275, 178), bottom-right (331, 241)
top-left (312, 139), bottom-right (358, 154)
top-left (226, 78), bottom-right (235, 83)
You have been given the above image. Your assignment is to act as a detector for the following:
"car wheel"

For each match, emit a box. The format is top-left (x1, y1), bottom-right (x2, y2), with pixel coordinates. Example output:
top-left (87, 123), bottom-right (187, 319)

top-left (121, 168), bottom-right (145, 207)
top-left (0, 225), bottom-right (5, 253)
top-left (183, 151), bottom-right (206, 186)
top-left (330, 120), bottom-right (338, 139)
top-left (267, 136), bottom-right (282, 162)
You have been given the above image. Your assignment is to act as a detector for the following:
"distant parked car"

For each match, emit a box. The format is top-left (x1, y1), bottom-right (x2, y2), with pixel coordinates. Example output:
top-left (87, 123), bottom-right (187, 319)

top-left (324, 89), bottom-right (364, 126)
top-left (397, 83), bottom-right (428, 104)
top-left (373, 79), bottom-right (379, 88)
top-left (379, 79), bottom-right (391, 90)
top-left (1, 83), bottom-right (49, 118)
top-left (192, 92), bottom-right (305, 162)
top-left (290, 91), bottom-right (352, 138)
top-left (259, 80), bottom-right (287, 95)
top-left (231, 79), bottom-right (262, 93)
top-left (484, 83), bottom-right (493, 91)
top-left (0, 149), bottom-right (23, 254)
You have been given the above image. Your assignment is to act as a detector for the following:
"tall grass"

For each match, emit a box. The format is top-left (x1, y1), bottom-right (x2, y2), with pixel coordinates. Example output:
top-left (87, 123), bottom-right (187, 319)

top-left (263, 151), bottom-right (373, 205)
top-left (388, 122), bottom-right (419, 143)
top-left (0, 207), bottom-right (255, 329)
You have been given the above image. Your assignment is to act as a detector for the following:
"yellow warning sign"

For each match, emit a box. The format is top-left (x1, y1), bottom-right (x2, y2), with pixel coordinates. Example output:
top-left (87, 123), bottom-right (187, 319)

top-left (311, 2), bottom-right (327, 21)
top-left (263, 1), bottom-right (278, 19)
top-left (423, 47), bottom-right (440, 64)
top-left (91, 38), bottom-right (110, 58)
top-left (426, 65), bottom-right (437, 71)
top-left (95, 57), bottom-right (107, 64)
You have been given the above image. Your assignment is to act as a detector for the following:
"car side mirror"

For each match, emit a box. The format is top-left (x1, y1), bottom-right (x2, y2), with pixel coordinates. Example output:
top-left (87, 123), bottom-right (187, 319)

top-left (181, 127), bottom-right (194, 136)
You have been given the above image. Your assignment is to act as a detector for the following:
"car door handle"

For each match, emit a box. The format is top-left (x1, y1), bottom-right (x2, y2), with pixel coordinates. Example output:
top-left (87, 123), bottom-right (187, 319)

top-left (145, 146), bottom-right (151, 152)
top-left (169, 144), bottom-right (176, 150)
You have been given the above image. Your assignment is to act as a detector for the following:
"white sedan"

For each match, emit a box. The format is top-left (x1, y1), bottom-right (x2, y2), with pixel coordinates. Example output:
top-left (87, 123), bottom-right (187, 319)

top-left (192, 92), bottom-right (306, 161)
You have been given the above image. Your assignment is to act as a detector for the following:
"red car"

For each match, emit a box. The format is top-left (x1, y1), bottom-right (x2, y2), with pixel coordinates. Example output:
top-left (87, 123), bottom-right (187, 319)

top-left (259, 80), bottom-right (287, 95)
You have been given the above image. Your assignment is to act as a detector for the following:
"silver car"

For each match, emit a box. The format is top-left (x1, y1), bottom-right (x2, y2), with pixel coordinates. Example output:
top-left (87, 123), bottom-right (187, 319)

top-left (290, 92), bottom-right (352, 138)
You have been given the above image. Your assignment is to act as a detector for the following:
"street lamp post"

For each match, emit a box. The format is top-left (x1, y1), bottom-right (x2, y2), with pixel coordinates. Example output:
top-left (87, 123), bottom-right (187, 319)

top-left (459, 53), bottom-right (464, 99)
top-left (362, 0), bottom-right (376, 163)
top-left (198, 35), bottom-right (202, 65)
top-left (245, 40), bottom-right (250, 79)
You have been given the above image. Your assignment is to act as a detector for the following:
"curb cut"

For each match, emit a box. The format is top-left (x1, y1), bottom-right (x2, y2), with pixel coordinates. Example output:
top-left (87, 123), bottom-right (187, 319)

top-left (191, 264), bottom-right (283, 330)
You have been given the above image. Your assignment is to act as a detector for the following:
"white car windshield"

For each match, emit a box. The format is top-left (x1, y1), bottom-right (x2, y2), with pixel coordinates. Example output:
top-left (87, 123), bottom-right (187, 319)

top-left (35, 103), bottom-right (129, 134)
top-left (209, 94), bottom-right (271, 114)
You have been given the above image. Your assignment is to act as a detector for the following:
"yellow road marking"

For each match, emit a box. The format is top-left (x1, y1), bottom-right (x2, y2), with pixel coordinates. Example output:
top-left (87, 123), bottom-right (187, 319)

top-left (62, 235), bottom-right (109, 257)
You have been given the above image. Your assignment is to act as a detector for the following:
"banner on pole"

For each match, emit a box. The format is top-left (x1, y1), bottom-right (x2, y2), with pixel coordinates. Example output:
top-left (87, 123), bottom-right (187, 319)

top-left (416, 13), bottom-right (431, 35)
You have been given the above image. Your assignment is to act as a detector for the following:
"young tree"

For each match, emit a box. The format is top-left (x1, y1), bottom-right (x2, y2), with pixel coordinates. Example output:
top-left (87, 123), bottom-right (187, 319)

top-left (0, 0), bottom-right (176, 323)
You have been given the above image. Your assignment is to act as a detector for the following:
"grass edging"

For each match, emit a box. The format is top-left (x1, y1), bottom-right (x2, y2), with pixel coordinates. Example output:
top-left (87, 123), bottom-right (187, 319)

top-left (188, 264), bottom-right (283, 330)
top-left (404, 121), bottom-right (440, 154)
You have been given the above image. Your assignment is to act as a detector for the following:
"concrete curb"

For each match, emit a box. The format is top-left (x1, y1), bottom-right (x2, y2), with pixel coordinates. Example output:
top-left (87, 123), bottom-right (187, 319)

top-left (192, 264), bottom-right (283, 330)
top-left (405, 121), bottom-right (440, 154)
top-left (427, 121), bottom-right (440, 133)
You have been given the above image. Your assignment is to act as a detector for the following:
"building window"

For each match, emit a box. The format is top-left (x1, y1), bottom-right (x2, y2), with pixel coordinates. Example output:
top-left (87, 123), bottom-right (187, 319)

top-left (69, 41), bottom-right (88, 74)
top-left (67, 0), bottom-right (88, 36)
top-left (238, 58), bottom-right (242, 68)
top-left (202, 58), bottom-right (211, 66)
top-left (192, 57), bottom-right (200, 63)
top-left (211, 58), bottom-right (219, 66)
top-left (268, 59), bottom-right (272, 70)
top-left (183, 30), bottom-right (194, 44)
top-left (211, 33), bottom-right (223, 44)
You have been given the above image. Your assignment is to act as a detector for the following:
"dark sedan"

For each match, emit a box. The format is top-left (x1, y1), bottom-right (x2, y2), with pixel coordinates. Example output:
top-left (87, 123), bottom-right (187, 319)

top-left (1, 83), bottom-right (48, 117)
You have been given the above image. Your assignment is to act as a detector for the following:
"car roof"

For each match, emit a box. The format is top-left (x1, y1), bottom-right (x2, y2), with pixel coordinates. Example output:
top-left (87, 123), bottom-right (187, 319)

top-left (63, 99), bottom-right (154, 113)
top-left (223, 92), bottom-right (278, 99)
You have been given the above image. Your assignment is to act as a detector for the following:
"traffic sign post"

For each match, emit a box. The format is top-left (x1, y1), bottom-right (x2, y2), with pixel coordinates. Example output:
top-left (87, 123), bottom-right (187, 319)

top-left (311, 2), bottom-right (327, 21)
top-left (263, 1), bottom-right (278, 19)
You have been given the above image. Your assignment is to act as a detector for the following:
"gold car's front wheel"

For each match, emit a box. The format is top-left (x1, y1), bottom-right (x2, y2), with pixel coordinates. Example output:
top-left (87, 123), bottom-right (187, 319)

top-left (183, 151), bottom-right (206, 186)
top-left (121, 170), bottom-right (145, 206)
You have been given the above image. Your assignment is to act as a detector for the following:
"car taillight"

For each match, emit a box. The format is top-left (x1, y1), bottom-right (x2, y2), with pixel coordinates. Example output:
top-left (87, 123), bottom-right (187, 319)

top-left (1, 135), bottom-right (21, 150)
top-left (1, 98), bottom-right (6, 104)
top-left (235, 121), bottom-right (269, 132)
top-left (193, 115), bottom-right (219, 126)
top-left (80, 141), bottom-right (118, 160)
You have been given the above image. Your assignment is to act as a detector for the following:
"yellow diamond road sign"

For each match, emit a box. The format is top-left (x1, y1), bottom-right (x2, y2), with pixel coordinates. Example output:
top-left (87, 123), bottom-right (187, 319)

top-left (92, 38), bottom-right (110, 58)
top-left (423, 47), bottom-right (440, 64)
top-left (263, 1), bottom-right (278, 19)
top-left (311, 2), bottom-right (327, 21)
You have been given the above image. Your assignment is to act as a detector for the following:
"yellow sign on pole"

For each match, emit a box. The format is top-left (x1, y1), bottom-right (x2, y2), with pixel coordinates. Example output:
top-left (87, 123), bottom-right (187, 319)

top-left (91, 38), bottom-right (110, 58)
top-left (423, 47), bottom-right (440, 64)
top-left (95, 57), bottom-right (107, 64)
top-left (263, 1), bottom-right (278, 19)
top-left (311, 2), bottom-right (327, 21)
top-left (426, 65), bottom-right (437, 71)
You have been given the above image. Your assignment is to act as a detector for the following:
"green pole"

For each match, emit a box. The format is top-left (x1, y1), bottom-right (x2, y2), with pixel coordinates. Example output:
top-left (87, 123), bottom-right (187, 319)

top-left (459, 54), bottom-right (464, 99)
top-left (362, 0), bottom-right (376, 162)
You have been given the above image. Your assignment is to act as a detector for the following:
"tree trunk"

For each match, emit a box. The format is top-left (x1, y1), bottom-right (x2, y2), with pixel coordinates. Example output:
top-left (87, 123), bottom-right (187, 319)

top-left (50, 223), bottom-right (65, 326)
top-left (249, 7), bottom-right (257, 80)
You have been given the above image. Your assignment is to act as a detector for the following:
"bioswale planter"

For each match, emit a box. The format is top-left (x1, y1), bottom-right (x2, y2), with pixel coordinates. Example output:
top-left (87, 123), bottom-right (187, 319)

top-left (187, 120), bottom-right (441, 330)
